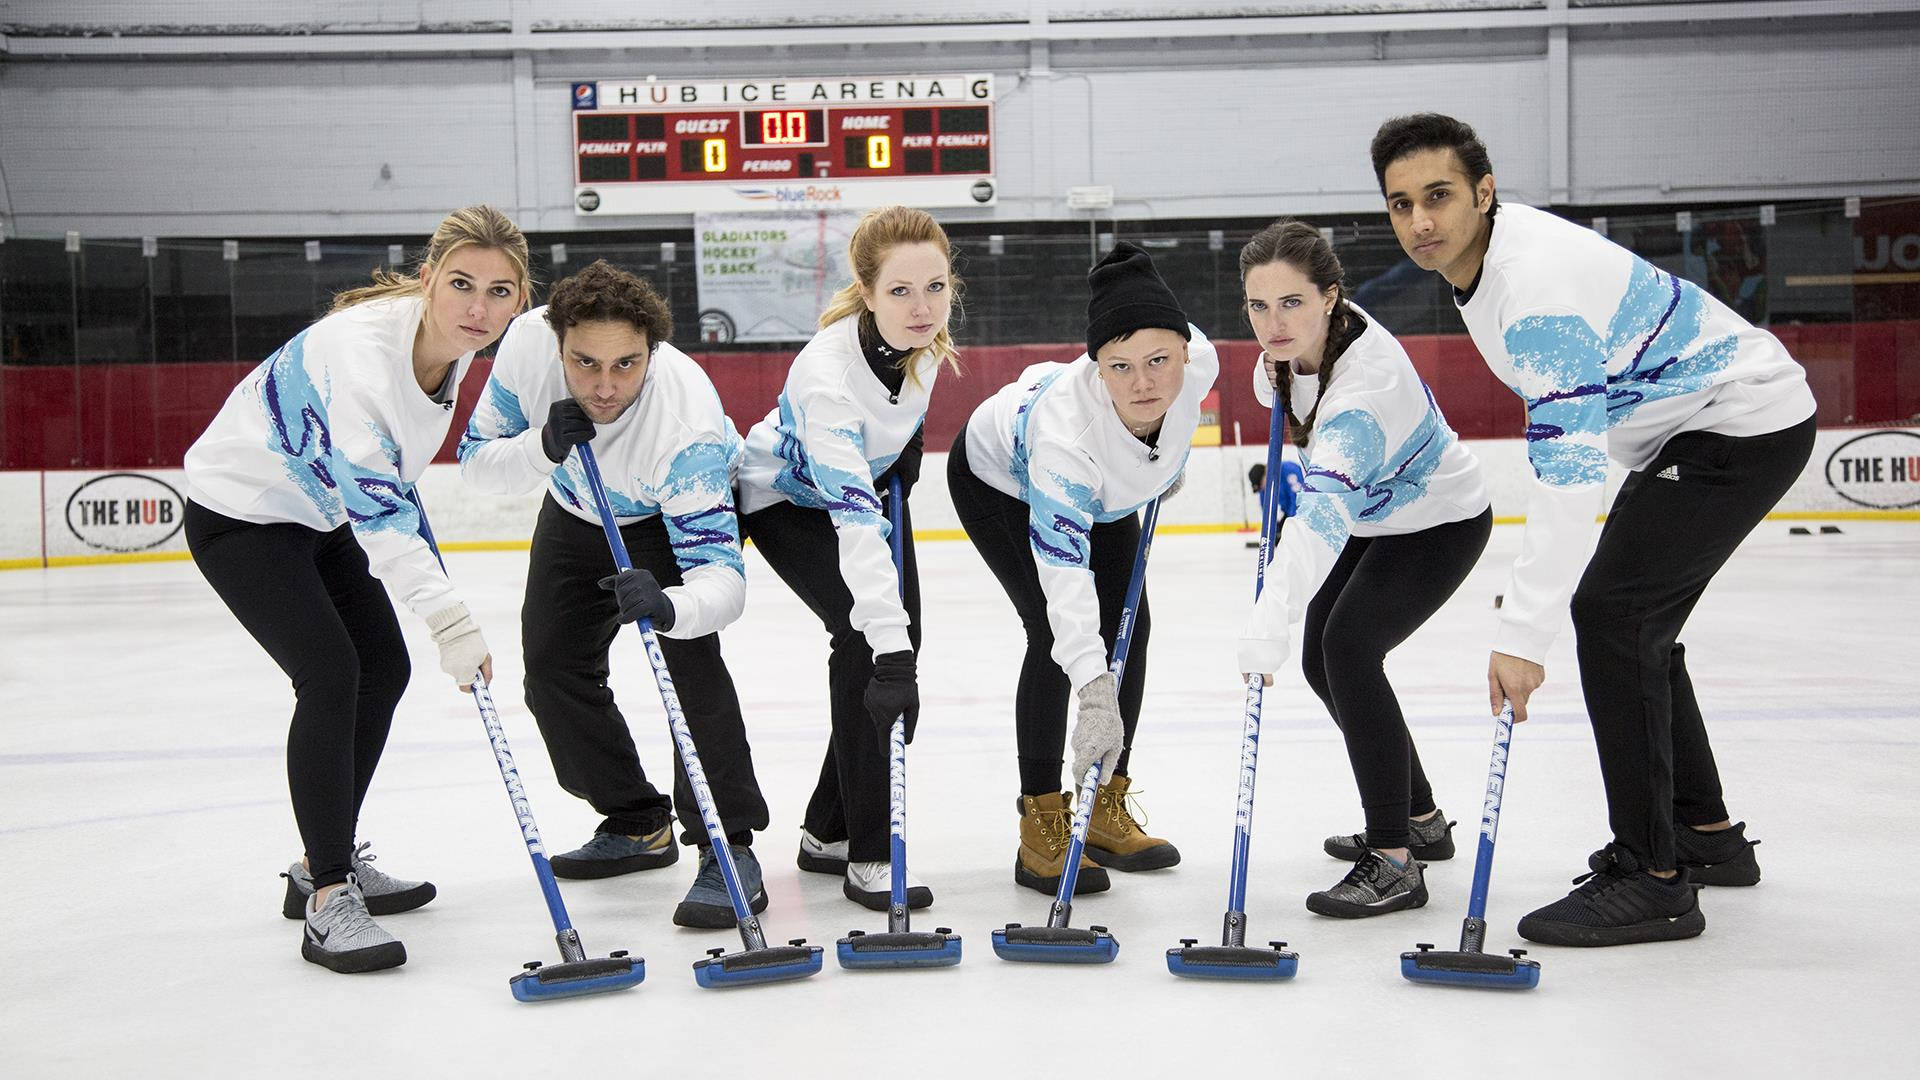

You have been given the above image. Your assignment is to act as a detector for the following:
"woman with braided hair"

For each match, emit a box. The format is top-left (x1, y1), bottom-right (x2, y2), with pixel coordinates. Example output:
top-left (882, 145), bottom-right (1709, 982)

top-left (1235, 219), bottom-right (1491, 919)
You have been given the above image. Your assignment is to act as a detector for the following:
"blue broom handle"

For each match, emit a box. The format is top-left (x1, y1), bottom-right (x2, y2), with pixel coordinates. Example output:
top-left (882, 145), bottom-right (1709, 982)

top-left (1226, 395), bottom-right (1289, 921)
top-left (1467, 703), bottom-right (1516, 924)
top-left (576, 444), bottom-right (758, 930)
top-left (1056, 493), bottom-right (1162, 914)
top-left (407, 490), bottom-right (575, 941)
top-left (886, 475), bottom-right (910, 920)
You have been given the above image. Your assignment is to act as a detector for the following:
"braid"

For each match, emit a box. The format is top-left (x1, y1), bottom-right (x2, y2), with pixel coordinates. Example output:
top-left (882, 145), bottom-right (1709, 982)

top-left (1270, 358), bottom-right (1298, 447)
top-left (1287, 292), bottom-right (1365, 448)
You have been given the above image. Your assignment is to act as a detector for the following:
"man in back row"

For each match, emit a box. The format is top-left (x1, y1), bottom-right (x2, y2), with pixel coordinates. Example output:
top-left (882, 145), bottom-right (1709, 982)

top-left (1370, 113), bottom-right (1815, 947)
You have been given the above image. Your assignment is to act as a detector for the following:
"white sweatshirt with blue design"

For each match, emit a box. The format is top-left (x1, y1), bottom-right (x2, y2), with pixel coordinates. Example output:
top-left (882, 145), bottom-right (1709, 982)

top-left (1238, 305), bottom-right (1490, 675)
top-left (736, 315), bottom-right (941, 659)
top-left (1460, 203), bottom-right (1815, 662)
top-left (457, 307), bottom-right (746, 640)
top-left (964, 325), bottom-right (1220, 691)
top-left (184, 296), bottom-right (468, 621)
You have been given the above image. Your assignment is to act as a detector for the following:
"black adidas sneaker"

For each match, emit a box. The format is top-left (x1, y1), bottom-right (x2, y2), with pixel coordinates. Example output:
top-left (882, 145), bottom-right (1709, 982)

top-left (1675, 821), bottom-right (1761, 886)
top-left (1517, 844), bottom-right (1705, 947)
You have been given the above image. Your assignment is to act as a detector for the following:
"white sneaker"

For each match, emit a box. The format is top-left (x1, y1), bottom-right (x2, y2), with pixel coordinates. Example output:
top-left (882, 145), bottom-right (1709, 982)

top-left (796, 828), bottom-right (849, 875)
top-left (301, 874), bottom-right (407, 973)
top-left (843, 860), bottom-right (933, 912)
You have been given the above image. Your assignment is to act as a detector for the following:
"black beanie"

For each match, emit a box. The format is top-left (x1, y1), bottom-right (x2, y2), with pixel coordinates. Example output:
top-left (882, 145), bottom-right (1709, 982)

top-left (1085, 241), bottom-right (1190, 361)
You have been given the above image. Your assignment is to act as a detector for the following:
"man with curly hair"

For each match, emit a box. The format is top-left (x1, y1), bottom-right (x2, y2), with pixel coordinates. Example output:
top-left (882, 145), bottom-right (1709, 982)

top-left (458, 260), bottom-right (773, 928)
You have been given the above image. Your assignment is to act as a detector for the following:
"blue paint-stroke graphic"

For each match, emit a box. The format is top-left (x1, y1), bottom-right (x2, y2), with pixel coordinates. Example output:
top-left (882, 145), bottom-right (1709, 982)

top-left (259, 330), bottom-right (342, 517)
top-left (457, 377), bottom-right (531, 462)
top-left (1296, 388), bottom-right (1456, 548)
top-left (256, 329), bottom-right (420, 534)
top-left (658, 439), bottom-right (745, 577)
top-left (1600, 261), bottom-right (1740, 418)
top-left (765, 392), bottom-right (891, 537)
top-left (1500, 258), bottom-right (1743, 487)
top-left (1504, 314), bottom-right (1611, 487)
top-left (1029, 469), bottom-right (1103, 568)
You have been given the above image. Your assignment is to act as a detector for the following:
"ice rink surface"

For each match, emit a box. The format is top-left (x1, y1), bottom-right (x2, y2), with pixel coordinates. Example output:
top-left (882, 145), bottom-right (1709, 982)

top-left (3, 521), bottom-right (1915, 1078)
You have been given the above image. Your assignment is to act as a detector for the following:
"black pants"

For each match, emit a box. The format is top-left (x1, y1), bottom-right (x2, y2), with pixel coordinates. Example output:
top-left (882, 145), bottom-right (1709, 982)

top-left (738, 495), bottom-right (921, 862)
top-left (947, 432), bottom-right (1149, 797)
top-left (1302, 508), bottom-right (1492, 849)
top-left (185, 501), bottom-right (411, 890)
top-left (1572, 414), bottom-right (1815, 870)
top-left (523, 496), bottom-right (768, 848)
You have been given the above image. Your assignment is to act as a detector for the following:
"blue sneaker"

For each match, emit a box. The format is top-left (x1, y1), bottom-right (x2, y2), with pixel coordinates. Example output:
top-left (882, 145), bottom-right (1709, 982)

top-left (673, 844), bottom-right (767, 929)
top-left (550, 822), bottom-right (679, 880)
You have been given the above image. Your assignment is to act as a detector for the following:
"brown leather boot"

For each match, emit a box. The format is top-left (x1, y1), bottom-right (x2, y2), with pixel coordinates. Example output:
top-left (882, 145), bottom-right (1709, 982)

top-left (1086, 774), bottom-right (1181, 871)
top-left (1015, 792), bottom-right (1111, 896)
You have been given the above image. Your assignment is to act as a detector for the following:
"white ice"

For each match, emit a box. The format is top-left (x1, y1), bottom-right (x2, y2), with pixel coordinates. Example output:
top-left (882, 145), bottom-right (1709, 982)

top-left (3, 523), bottom-right (1916, 1077)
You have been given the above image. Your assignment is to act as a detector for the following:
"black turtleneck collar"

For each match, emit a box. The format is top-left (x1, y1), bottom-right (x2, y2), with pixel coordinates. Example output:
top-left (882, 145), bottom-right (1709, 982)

top-left (859, 312), bottom-right (910, 401)
top-left (1452, 210), bottom-right (1496, 306)
top-left (1452, 265), bottom-right (1484, 307)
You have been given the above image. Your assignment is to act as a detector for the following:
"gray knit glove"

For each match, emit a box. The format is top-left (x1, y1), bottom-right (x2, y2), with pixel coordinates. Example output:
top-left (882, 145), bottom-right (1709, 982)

top-left (1070, 672), bottom-right (1125, 787)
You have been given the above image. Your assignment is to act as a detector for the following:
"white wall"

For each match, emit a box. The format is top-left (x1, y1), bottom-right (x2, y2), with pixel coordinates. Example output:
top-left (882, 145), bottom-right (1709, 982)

top-left (1567, 21), bottom-right (1920, 204)
top-left (4, 1), bottom-right (1914, 238)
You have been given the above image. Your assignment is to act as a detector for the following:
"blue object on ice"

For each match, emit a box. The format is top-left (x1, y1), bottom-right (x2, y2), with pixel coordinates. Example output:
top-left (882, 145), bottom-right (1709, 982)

top-left (509, 955), bottom-right (646, 1002)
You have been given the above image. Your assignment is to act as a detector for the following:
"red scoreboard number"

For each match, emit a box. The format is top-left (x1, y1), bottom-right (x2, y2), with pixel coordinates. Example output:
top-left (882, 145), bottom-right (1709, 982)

top-left (742, 109), bottom-right (825, 147)
top-left (573, 102), bottom-right (993, 185)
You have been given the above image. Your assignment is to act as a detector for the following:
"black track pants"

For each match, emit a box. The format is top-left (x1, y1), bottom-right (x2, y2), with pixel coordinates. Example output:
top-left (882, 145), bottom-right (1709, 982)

top-left (738, 496), bottom-right (921, 863)
top-left (1301, 509), bottom-right (1492, 849)
top-left (522, 496), bottom-right (768, 847)
top-left (186, 501), bottom-right (411, 890)
top-left (1572, 415), bottom-right (1815, 869)
top-left (947, 431), bottom-right (1150, 797)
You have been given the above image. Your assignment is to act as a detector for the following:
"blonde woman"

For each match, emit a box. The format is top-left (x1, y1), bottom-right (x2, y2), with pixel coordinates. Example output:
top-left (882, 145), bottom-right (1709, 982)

top-left (183, 206), bottom-right (529, 973)
top-left (735, 205), bottom-right (960, 912)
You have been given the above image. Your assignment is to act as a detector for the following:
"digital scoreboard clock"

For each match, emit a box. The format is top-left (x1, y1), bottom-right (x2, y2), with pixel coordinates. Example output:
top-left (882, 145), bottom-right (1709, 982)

top-left (571, 74), bottom-right (996, 214)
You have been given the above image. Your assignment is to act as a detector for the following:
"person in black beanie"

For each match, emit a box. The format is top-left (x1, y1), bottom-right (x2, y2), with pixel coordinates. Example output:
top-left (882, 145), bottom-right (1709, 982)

top-left (948, 242), bottom-right (1221, 894)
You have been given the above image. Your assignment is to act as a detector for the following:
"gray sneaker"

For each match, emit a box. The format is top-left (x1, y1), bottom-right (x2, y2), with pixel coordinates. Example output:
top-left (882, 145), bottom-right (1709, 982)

top-left (672, 844), bottom-right (768, 929)
top-left (1306, 850), bottom-right (1429, 919)
top-left (1323, 811), bottom-right (1456, 862)
top-left (549, 822), bottom-right (679, 880)
top-left (281, 841), bottom-right (436, 919)
top-left (301, 874), bottom-right (407, 973)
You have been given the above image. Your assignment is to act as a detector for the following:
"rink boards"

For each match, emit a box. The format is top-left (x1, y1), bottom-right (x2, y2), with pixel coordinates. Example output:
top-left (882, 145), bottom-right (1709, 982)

top-left (2, 428), bottom-right (1915, 570)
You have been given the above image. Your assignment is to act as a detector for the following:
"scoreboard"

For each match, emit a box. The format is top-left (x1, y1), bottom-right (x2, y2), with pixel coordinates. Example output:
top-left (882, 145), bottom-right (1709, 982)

top-left (571, 74), bottom-right (996, 215)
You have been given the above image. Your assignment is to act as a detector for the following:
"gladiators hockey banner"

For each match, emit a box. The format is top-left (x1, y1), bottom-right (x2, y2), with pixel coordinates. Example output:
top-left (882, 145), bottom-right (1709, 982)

top-left (693, 210), bottom-right (860, 344)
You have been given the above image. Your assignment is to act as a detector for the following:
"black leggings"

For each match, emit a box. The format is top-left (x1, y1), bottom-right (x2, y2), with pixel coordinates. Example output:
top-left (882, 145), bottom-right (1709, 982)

top-left (738, 496), bottom-right (921, 863)
top-left (522, 496), bottom-right (768, 847)
top-left (947, 432), bottom-right (1149, 797)
top-left (185, 501), bottom-right (411, 890)
top-left (1302, 508), bottom-right (1492, 849)
top-left (1573, 414), bottom-right (1815, 870)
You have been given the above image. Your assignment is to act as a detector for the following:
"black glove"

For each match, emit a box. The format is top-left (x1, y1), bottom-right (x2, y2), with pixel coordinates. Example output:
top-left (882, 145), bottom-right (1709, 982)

top-left (541, 399), bottom-right (595, 464)
top-left (877, 425), bottom-right (924, 494)
top-left (596, 568), bottom-right (676, 630)
top-left (864, 650), bottom-right (919, 745)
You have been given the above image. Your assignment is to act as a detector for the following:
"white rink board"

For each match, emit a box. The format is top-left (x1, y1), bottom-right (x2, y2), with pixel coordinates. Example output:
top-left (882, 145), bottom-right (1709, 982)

top-left (2, 428), bottom-right (1913, 568)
